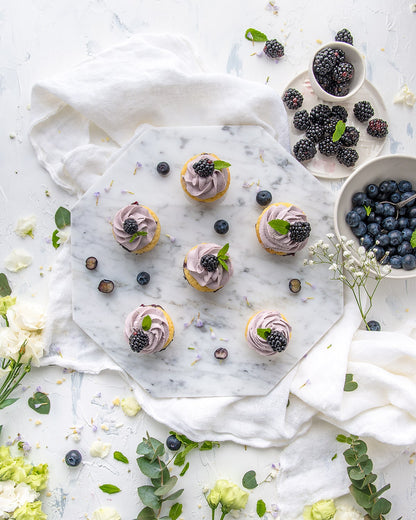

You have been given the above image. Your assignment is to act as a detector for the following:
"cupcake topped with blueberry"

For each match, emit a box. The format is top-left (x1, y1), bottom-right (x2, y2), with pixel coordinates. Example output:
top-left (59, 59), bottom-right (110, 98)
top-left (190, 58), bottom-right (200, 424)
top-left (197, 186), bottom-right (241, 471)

top-left (245, 310), bottom-right (292, 356)
top-left (256, 202), bottom-right (311, 255)
top-left (125, 304), bottom-right (174, 354)
top-left (180, 153), bottom-right (231, 202)
top-left (183, 243), bottom-right (233, 292)
top-left (112, 202), bottom-right (160, 254)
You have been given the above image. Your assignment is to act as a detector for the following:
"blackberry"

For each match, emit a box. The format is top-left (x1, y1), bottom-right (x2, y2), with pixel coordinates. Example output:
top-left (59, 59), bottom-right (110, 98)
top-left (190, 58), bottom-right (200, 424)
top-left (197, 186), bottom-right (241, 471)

top-left (318, 136), bottom-right (339, 157)
top-left (332, 62), bottom-right (354, 84)
top-left (322, 116), bottom-right (339, 137)
top-left (340, 126), bottom-right (360, 147)
top-left (293, 139), bottom-right (316, 162)
top-left (306, 123), bottom-right (325, 143)
top-left (332, 48), bottom-right (346, 65)
top-left (337, 147), bottom-right (359, 167)
top-left (315, 73), bottom-right (333, 91)
top-left (353, 101), bottom-right (374, 122)
top-left (289, 221), bottom-right (311, 242)
top-left (129, 330), bottom-right (149, 353)
top-left (200, 254), bottom-right (219, 272)
top-left (335, 28), bottom-right (354, 45)
top-left (123, 218), bottom-right (138, 235)
top-left (293, 110), bottom-right (310, 131)
top-left (267, 330), bottom-right (288, 352)
top-left (331, 82), bottom-right (350, 97)
top-left (282, 88), bottom-right (303, 110)
top-left (331, 105), bottom-right (348, 123)
top-left (310, 104), bottom-right (331, 124)
top-left (263, 39), bottom-right (284, 59)
top-left (313, 48), bottom-right (337, 76)
top-left (367, 118), bottom-right (388, 138)
top-left (193, 157), bottom-right (214, 177)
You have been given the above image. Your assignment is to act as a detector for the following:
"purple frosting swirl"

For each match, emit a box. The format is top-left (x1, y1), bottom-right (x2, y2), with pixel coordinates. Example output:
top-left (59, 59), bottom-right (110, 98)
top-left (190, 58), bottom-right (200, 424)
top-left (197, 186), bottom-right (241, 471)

top-left (185, 243), bottom-right (233, 291)
top-left (112, 204), bottom-right (157, 252)
top-left (183, 154), bottom-right (228, 200)
top-left (124, 305), bottom-right (170, 353)
top-left (246, 310), bottom-right (292, 356)
top-left (258, 203), bottom-right (309, 254)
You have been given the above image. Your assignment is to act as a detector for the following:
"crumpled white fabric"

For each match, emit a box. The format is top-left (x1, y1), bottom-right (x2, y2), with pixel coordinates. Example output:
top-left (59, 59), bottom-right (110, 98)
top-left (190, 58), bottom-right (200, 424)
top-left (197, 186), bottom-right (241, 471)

top-left (30, 33), bottom-right (416, 520)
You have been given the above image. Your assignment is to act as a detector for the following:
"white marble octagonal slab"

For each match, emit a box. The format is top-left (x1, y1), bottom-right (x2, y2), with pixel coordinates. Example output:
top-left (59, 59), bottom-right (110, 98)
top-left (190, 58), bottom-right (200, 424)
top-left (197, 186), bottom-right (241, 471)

top-left (71, 126), bottom-right (343, 397)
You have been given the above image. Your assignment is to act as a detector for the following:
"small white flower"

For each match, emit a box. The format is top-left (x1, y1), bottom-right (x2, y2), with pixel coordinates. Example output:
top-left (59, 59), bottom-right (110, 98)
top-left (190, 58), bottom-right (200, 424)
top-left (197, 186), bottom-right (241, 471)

top-left (4, 249), bottom-right (32, 272)
top-left (343, 251), bottom-right (352, 258)
top-left (339, 275), bottom-right (346, 280)
top-left (90, 440), bottom-right (111, 458)
top-left (346, 240), bottom-right (355, 247)
top-left (308, 260), bottom-right (314, 265)
top-left (322, 243), bottom-right (329, 250)
top-left (317, 239), bottom-right (324, 246)
top-left (357, 246), bottom-right (366, 256)
top-left (335, 243), bottom-right (341, 249)
top-left (303, 259), bottom-right (308, 266)
top-left (57, 228), bottom-right (71, 245)
top-left (14, 215), bottom-right (36, 238)
top-left (334, 505), bottom-right (365, 520)
top-left (328, 253), bottom-right (334, 259)
top-left (326, 233), bottom-right (335, 239)
top-left (355, 271), bottom-right (364, 278)
top-left (340, 235), bottom-right (347, 241)
top-left (329, 263), bottom-right (338, 271)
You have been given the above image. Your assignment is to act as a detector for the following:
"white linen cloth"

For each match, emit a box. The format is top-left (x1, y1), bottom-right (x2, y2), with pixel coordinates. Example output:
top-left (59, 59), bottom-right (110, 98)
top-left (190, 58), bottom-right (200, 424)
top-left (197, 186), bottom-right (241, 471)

top-left (29, 34), bottom-right (416, 519)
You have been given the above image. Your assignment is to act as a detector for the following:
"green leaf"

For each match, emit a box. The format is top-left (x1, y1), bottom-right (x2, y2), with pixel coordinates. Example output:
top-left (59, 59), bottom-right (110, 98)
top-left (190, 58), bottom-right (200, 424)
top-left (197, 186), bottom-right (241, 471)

top-left (52, 229), bottom-right (60, 249)
top-left (242, 470), bottom-right (258, 489)
top-left (0, 425), bottom-right (2, 436)
top-left (345, 374), bottom-right (353, 383)
top-left (137, 457), bottom-right (164, 478)
top-left (114, 451), bottom-right (129, 464)
top-left (169, 503), bottom-right (183, 520)
top-left (55, 207), bottom-right (71, 229)
top-left (213, 160), bottom-right (231, 170)
top-left (344, 382), bottom-right (359, 392)
top-left (344, 448), bottom-right (357, 465)
top-left (154, 476), bottom-right (178, 496)
top-left (169, 431), bottom-right (193, 446)
top-left (257, 328), bottom-right (271, 340)
top-left (256, 499), bottom-right (267, 517)
top-left (364, 205), bottom-right (372, 217)
top-left (138, 485), bottom-right (161, 509)
top-left (349, 484), bottom-right (373, 509)
top-left (142, 315), bottom-right (152, 331)
top-left (199, 440), bottom-right (219, 451)
top-left (361, 459), bottom-right (374, 475)
top-left (151, 467), bottom-right (170, 488)
top-left (137, 507), bottom-right (157, 520)
top-left (218, 257), bottom-right (229, 272)
top-left (99, 484), bottom-right (121, 494)
top-left (137, 440), bottom-right (154, 458)
top-left (410, 229), bottom-right (416, 248)
top-left (332, 120), bottom-right (346, 142)
top-left (0, 273), bottom-right (12, 297)
top-left (331, 453), bottom-right (337, 461)
top-left (353, 440), bottom-right (368, 456)
top-left (336, 434), bottom-right (350, 443)
top-left (173, 443), bottom-right (198, 466)
top-left (0, 398), bottom-right (19, 410)
top-left (245, 28), bottom-right (268, 42)
top-left (129, 230), bottom-right (148, 242)
top-left (268, 219), bottom-right (290, 235)
top-left (28, 392), bottom-right (50, 414)
top-left (371, 498), bottom-right (392, 517)
top-left (348, 466), bottom-right (365, 481)
top-left (370, 483), bottom-right (391, 501)
top-left (162, 488), bottom-right (184, 502)
top-left (179, 462), bottom-right (190, 476)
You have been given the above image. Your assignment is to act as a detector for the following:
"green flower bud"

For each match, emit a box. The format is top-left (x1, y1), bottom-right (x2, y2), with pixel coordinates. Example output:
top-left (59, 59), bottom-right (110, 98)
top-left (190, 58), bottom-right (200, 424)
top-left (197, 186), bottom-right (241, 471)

top-left (206, 488), bottom-right (221, 509)
top-left (212, 479), bottom-right (249, 512)
top-left (303, 499), bottom-right (336, 520)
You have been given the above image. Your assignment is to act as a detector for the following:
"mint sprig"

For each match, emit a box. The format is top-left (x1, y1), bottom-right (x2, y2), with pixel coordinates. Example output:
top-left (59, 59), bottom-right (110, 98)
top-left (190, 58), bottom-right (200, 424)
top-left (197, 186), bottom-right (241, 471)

top-left (129, 230), bottom-right (148, 242)
top-left (268, 219), bottom-right (290, 235)
top-left (245, 28), bottom-right (268, 42)
top-left (142, 315), bottom-right (152, 331)
top-left (213, 160), bottom-right (231, 170)
top-left (332, 120), bottom-right (346, 142)
top-left (217, 243), bottom-right (230, 272)
top-left (411, 229), bottom-right (416, 248)
top-left (364, 205), bottom-right (372, 217)
top-left (257, 328), bottom-right (271, 340)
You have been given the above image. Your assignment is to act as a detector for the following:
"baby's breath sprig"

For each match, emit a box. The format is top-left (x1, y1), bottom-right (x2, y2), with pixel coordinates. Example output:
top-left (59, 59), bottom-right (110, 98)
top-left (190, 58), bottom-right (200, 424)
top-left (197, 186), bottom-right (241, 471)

top-left (305, 234), bottom-right (391, 330)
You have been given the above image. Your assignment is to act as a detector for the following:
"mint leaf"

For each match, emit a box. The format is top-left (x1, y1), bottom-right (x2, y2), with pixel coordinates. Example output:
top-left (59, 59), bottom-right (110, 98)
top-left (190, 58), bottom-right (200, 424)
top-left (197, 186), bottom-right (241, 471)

top-left (245, 28), bottom-right (268, 42)
top-left (55, 207), bottom-right (71, 229)
top-left (344, 374), bottom-right (358, 392)
top-left (217, 243), bottom-right (230, 272)
top-left (99, 484), bottom-right (121, 494)
top-left (332, 120), bottom-right (346, 142)
top-left (268, 219), bottom-right (290, 234)
top-left (169, 503), bottom-right (183, 520)
top-left (256, 499), bottom-right (267, 517)
top-left (52, 229), bottom-right (60, 249)
top-left (129, 230), bottom-right (147, 242)
top-left (28, 392), bottom-right (50, 415)
top-left (142, 315), bottom-right (152, 331)
top-left (179, 462), bottom-right (189, 476)
top-left (257, 328), bottom-right (271, 340)
top-left (213, 160), bottom-right (231, 170)
top-left (218, 258), bottom-right (229, 272)
top-left (114, 451), bottom-right (129, 464)
top-left (364, 205), bottom-right (372, 216)
top-left (411, 229), bottom-right (416, 248)
top-left (0, 273), bottom-right (11, 297)
top-left (242, 470), bottom-right (258, 489)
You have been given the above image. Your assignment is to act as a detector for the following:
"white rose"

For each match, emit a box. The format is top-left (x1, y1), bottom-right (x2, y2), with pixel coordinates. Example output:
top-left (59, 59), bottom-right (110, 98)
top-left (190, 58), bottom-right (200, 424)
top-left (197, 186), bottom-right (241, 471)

top-left (4, 249), bottom-right (32, 272)
top-left (334, 506), bottom-right (365, 520)
top-left (7, 302), bottom-right (46, 332)
top-left (0, 481), bottom-right (38, 515)
top-left (57, 228), bottom-right (71, 245)
top-left (91, 507), bottom-right (121, 520)
top-left (21, 334), bottom-right (45, 366)
top-left (0, 327), bottom-right (30, 360)
top-left (14, 215), bottom-right (36, 238)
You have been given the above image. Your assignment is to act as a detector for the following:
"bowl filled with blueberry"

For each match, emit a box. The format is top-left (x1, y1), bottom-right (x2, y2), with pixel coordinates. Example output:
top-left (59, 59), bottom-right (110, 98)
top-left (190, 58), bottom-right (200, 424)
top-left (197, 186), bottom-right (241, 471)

top-left (334, 155), bottom-right (416, 278)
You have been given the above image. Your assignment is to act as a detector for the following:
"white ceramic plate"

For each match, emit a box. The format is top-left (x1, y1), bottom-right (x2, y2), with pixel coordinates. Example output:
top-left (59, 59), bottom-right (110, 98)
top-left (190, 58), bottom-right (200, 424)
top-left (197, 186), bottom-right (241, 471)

top-left (284, 70), bottom-right (388, 179)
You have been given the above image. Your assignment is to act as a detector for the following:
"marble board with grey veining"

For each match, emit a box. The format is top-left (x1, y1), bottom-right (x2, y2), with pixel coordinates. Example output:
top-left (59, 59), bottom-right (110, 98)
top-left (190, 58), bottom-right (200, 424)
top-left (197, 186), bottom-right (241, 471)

top-left (71, 125), bottom-right (343, 397)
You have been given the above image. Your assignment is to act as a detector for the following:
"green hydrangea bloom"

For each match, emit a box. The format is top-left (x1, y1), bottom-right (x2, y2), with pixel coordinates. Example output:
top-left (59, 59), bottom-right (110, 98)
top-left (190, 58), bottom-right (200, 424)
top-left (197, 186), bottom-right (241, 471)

top-left (12, 500), bottom-right (47, 520)
top-left (0, 295), bottom-right (16, 317)
top-left (0, 447), bottom-right (32, 483)
top-left (25, 463), bottom-right (49, 491)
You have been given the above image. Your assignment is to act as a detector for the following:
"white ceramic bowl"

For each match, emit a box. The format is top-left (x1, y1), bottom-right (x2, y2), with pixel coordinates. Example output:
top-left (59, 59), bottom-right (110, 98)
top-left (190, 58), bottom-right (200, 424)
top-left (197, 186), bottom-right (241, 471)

top-left (334, 154), bottom-right (416, 279)
top-left (308, 41), bottom-right (366, 102)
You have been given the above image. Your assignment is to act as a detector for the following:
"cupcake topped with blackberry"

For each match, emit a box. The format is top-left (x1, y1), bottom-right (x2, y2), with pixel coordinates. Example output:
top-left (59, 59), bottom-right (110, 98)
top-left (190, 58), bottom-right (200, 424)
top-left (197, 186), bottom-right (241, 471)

top-left (183, 243), bottom-right (233, 292)
top-left (256, 203), bottom-right (311, 255)
top-left (181, 153), bottom-right (231, 202)
top-left (112, 202), bottom-right (160, 254)
top-left (245, 310), bottom-right (292, 356)
top-left (125, 304), bottom-right (174, 354)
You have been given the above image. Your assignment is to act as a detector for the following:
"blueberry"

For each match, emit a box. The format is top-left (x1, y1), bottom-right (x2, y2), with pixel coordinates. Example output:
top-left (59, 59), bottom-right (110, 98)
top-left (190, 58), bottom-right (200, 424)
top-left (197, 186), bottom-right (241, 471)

top-left (398, 180), bottom-right (413, 193)
top-left (397, 241), bottom-right (413, 256)
top-left (401, 191), bottom-right (416, 207)
top-left (156, 162), bottom-right (170, 175)
top-left (379, 180), bottom-right (395, 195)
top-left (367, 320), bottom-right (381, 331)
top-left (65, 450), bottom-right (82, 467)
top-left (409, 218), bottom-right (416, 230)
top-left (398, 217), bottom-right (409, 230)
top-left (387, 180), bottom-right (398, 193)
top-left (98, 279), bottom-right (114, 293)
top-left (407, 207), bottom-right (416, 219)
top-left (390, 255), bottom-right (403, 269)
top-left (382, 203), bottom-right (396, 217)
top-left (402, 254), bottom-right (416, 271)
top-left (367, 213), bottom-right (377, 223)
top-left (374, 215), bottom-right (382, 224)
top-left (214, 219), bottom-right (229, 235)
top-left (352, 192), bottom-right (366, 206)
top-left (388, 230), bottom-right (403, 246)
top-left (390, 191), bottom-right (401, 204)
top-left (214, 347), bottom-right (229, 359)
top-left (382, 217), bottom-right (398, 231)
top-left (374, 202), bottom-right (385, 215)
top-left (85, 257), bottom-right (98, 270)
top-left (375, 233), bottom-right (389, 247)
top-left (353, 206), bottom-right (367, 220)
top-left (367, 223), bottom-right (381, 236)
top-left (371, 246), bottom-right (385, 261)
top-left (360, 234), bottom-right (374, 250)
top-left (256, 190), bottom-right (272, 206)
top-left (352, 221), bottom-right (367, 237)
top-left (289, 278), bottom-right (302, 293)
top-left (399, 207), bottom-right (407, 216)
top-left (137, 272), bottom-right (151, 285)
top-left (345, 210), bottom-right (361, 227)
top-left (402, 228), bottom-right (413, 242)
top-left (166, 434), bottom-right (182, 451)
top-left (366, 184), bottom-right (379, 199)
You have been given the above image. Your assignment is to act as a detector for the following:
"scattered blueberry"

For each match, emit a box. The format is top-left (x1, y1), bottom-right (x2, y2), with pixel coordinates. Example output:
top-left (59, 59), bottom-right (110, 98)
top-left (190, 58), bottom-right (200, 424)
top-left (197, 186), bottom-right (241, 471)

top-left (214, 347), bottom-right (229, 360)
top-left (98, 279), bottom-right (114, 293)
top-left (214, 219), bottom-right (229, 235)
top-left (156, 162), bottom-right (170, 175)
top-left (85, 257), bottom-right (98, 270)
top-left (289, 278), bottom-right (302, 293)
top-left (65, 450), bottom-right (82, 467)
top-left (256, 190), bottom-right (272, 206)
top-left (166, 434), bottom-right (182, 451)
top-left (366, 320), bottom-right (381, 331)
top-left (137, 272), bottom-right (150, 285)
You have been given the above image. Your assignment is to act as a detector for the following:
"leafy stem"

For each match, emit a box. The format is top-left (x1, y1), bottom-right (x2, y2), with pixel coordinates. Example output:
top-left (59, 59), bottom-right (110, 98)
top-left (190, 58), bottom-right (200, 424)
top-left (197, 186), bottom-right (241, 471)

top-left (0, 347), bottom-right (31, 410)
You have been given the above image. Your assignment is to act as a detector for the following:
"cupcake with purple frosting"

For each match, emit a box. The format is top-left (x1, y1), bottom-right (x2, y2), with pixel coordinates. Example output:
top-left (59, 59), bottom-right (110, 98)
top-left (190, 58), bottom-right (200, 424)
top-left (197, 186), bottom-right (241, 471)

top-left (180, 153), bottom-right (231, 202)
top-left (245, 310), bottom-right (292, 356)
top-left (183, 242), bottom-right (233, 292)
top-left (255, 202), bottom-right (311, 255)
top-left (125, 304), bottom-right (174, 354)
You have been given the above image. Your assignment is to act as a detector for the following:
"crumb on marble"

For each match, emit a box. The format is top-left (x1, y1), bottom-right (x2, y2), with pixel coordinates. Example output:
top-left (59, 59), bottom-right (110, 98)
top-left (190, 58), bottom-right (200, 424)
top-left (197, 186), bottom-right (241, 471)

top-left (316, 39), bottom-right (322, 44)
top-left (101, 424), bottom-right (109, 431)
top-left (112, 397), bottom-right (120, 406)
top-left (9, 132), bottom-right (16, 139)
top-left (35, 420), bottom-right (42, 426)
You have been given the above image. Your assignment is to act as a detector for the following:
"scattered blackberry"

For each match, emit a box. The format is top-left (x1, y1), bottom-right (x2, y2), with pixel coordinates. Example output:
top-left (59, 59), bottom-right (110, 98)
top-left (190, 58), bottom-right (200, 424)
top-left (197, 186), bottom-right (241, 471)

top-left (331, 105), bottom-right (348, 122)
top-left (193, 157), bottom-right (214, 177)
top-left (335, 28), bottom-right (354, 45)
top-left (293, 139), bottom-right (316, 162)
top-left (263, 39), bottom-right (284, 59)
top-left (129, 330), bottom-right (149, 352)
top-left (337, 147), bottom-right (359, 167)
top-left (367, 118), bottom-right (388, 138)
top-left (289, 221), bottom-right (311, 242)
top-left (340, 126), bottom-right (360, 146)
top-left (318, 136), bottom-right (339, 157)
top-left (331, 82), bottom-right (350, 97)
top-left (156, 161), bottom-right (170, 175)
top-left (353, 101), bottom-right (374, 122)
top-left (332, 62), bottom-right (354, 84)
top-left (313, 48), bottom-right (337, 76)
top-left (306, 123), bottom-right (325, 143)
top-left (293, 110), bottom-right (310, 131)
top-left (123, 218), bottom-right (138, 235)
top-left (310, 104), bottom-right (331, 124)
top-left (267, 330), bottom-right (288, 352)
top-left (282, 88), bottom-right (303, 109)
top-left (200, 254), bottom-right (219, 272)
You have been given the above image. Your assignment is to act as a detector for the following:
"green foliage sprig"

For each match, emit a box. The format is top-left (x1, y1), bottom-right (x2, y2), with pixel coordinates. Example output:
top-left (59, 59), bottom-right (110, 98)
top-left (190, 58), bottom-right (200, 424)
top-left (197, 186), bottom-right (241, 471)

top-left (337, 434), bottom-right (393, 519)
top-left (52, 206), bottom-right (71, 249)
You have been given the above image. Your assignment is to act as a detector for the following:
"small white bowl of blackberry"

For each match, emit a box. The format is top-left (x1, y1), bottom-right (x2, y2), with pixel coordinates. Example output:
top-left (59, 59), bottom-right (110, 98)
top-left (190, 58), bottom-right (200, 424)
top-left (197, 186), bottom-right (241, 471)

top-left (334, 155), bottom-right (416, 278)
